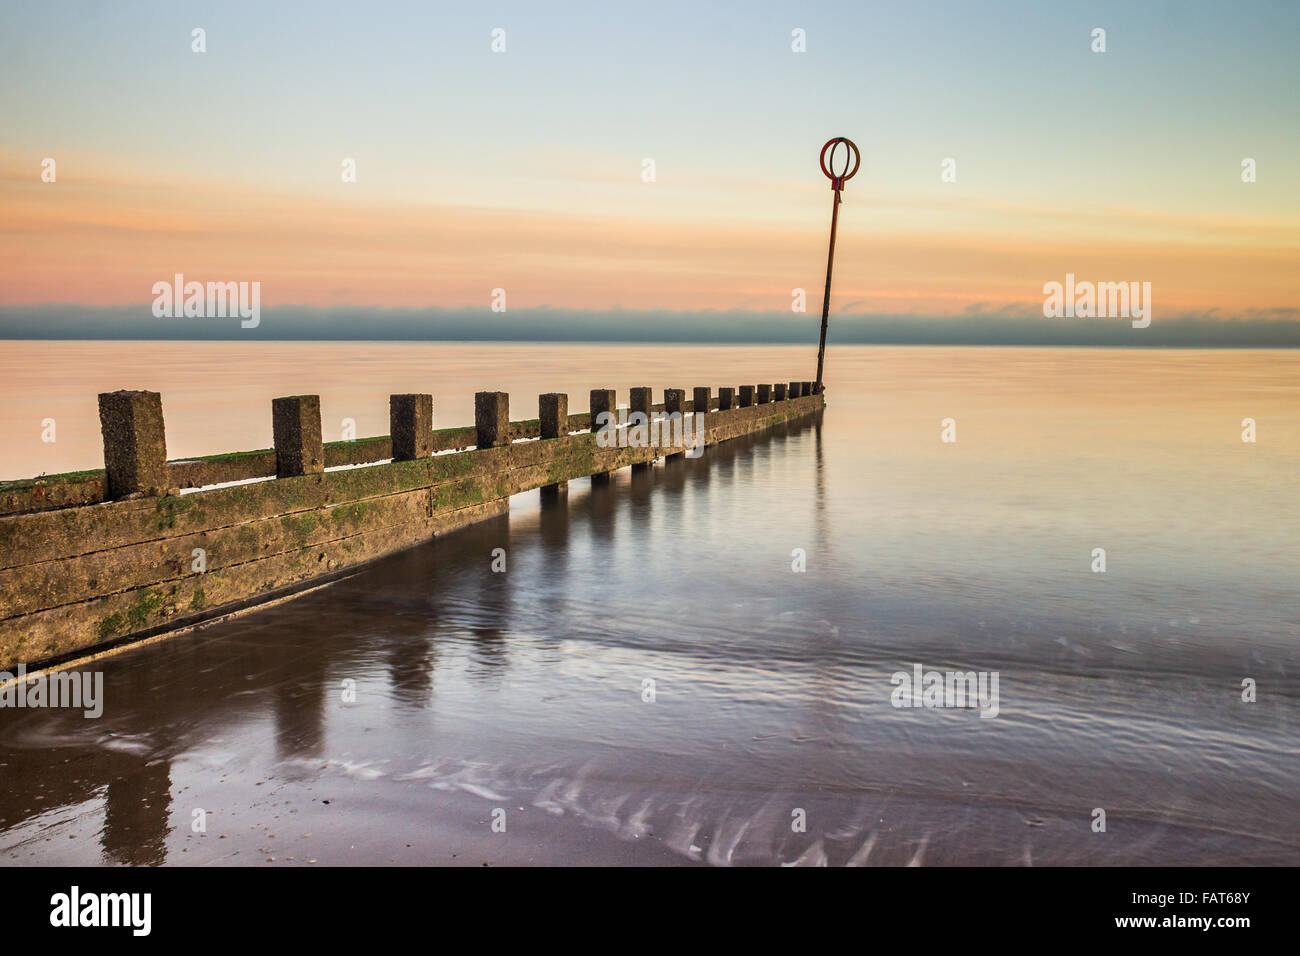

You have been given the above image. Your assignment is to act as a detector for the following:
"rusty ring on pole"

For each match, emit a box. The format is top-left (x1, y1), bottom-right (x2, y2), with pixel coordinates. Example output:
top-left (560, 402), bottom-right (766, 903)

top-left (819, 137), bottom-right (860, 191)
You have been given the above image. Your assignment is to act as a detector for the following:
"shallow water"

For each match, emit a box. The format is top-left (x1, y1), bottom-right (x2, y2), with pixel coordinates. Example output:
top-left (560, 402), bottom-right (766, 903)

top-left (1, 343), bottom-right (1297, 865)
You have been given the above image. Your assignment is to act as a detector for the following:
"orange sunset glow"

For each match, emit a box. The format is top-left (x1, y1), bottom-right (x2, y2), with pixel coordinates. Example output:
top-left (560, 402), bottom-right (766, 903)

top-left (2, 149), bottom-right (1296, 317)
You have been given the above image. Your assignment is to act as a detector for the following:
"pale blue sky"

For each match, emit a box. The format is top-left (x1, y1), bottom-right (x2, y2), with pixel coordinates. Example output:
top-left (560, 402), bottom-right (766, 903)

top-left (3, 0), bottom-right (1296, 210)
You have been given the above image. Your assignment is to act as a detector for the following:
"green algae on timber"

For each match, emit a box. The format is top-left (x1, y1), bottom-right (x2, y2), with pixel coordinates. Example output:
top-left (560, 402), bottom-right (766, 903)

top-left (154, 495), bottom-right (197, 531)
top-left (180, 447), bottom-right (273, 464)
top-left (97, 584), bottom-right (180, 642)
top-left (431, 477), bottom-right (489, 511)
top-left (432, 426), bottom-right (474, 439)
top-left (328, 501), bottom-right (373, 528)
top-left (325, 436), bottom-right (388, 448)
top-left (0, 468), bottom-right (105, 493)
top-left (126, 588), bottom-right (164, 628)
top-left (545, 439), bottom-right (597, 485)
top-left (97, 612), bottom-right (125, 640)
top-left (426, 451), bottom-right (479, 482)
top-left (280, 511), bottom-right (321, 539)
top-left (510, 418), bottom-right (541, 437)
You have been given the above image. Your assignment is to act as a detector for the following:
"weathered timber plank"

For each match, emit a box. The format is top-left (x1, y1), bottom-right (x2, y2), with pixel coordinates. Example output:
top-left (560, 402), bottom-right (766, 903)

top-left (0, 490), bottom-right (431, 620)
top-left (0, 498), bottom-right (508, 667)
top-left (2, 430), bottom-right (679, 620)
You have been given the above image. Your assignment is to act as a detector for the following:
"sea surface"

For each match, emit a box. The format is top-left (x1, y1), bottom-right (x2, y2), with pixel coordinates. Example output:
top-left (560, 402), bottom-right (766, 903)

top-left (0, 342), bottom-right (1297, 865)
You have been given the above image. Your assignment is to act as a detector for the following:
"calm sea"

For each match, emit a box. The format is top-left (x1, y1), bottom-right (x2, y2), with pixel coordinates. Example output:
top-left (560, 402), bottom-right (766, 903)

top-left (1, 342), bottom-right (1297, 865)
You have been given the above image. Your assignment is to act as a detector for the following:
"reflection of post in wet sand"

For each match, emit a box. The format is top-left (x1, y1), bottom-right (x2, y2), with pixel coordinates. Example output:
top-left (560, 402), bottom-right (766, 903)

top-left (273, 652), bottom-right (328, 762)
top-left (382, 621), bottom-right (438, 709)
top-left (625, 454), bottom-right (656, 520)
top-left (585, 469), bottom-right (619, 544)
top-left (0, 616), bottom-right (359, 862)
top-left (462, 514), bottom-right (514, 676)
top-left (533, 487), bottom-right (573, 642)
top-left (0, 702), bottom-right (175, 864)
top-left (103, 755), bottom-right (172, 865)
top-left (360, 549), bottom-right (446, 709)
top-left (0, 737), bottom-right (173, 865)
top-left (659, 446), bottom-right (689, 488)
top-left (537, 484), bottom-right (571, 562)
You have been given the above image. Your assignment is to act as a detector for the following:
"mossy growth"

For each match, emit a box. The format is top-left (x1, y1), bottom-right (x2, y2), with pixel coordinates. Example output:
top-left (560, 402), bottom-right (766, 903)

top-left (329, 501), bottom-right (372, 527)
top-left (280, 511), bottom-right (321, 539)
top-left (97, 612), bottom-right (125, 640)
top-left (546, 443), bottom-right (596, 484)
top-left (0, 468), bottom-right (105, 492)
top-left (154, 494), bottom-right (197, 531)
top-left (325, 436), bottom-right (388, 449)
top-left (126, 588), bottom-right (164, 628)
top-left (181, 448), bottom-right (273, 464)
top-left (433, 480), bottom-right (485, 511)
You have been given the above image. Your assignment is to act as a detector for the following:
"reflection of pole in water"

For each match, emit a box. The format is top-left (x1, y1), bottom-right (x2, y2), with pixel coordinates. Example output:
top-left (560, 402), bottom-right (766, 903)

top-left (814, 413), bottom-right (826, 510)
top-left (801, 408), bottom-right (850, 769)
top-left (811, 409), bottom-right (833, 566)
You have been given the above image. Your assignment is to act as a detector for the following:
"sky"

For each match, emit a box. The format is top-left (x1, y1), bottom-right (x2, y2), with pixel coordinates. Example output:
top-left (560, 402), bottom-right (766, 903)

top-left (0, 0), bottom-right (1297, 338)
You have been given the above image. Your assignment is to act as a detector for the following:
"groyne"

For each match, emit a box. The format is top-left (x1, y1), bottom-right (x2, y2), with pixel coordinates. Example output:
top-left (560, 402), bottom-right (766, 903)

top-left (0, 380), bottom-right (824, 670)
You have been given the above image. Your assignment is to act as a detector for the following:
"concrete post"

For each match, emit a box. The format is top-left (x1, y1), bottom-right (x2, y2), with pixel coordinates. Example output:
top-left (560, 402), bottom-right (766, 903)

top-left (539, 393), bottom-right (568, 439)
top-left (629, 386), bottom-right (653, 421)
top-left (539, 392), bottom-right (569, 497)
top-left (663, 389), bottom-right (686, 457)
top-left (389, 393), bottom-right (433, 461)
top-left (589, 388), bottom-right (616, 485)
top-left (272, 395), bottom-right (324, 478)
top-left (475, 391), bottom-right (510, 448)
top-left (630, 387), bottom-right (654, 469)
top-left (589, 389), bottom-right (616, 436)
top-left (801, 380), bottom-right (814, 396)
top-left (693, 386), bottom-right (711, 415)
top-left (98, 390), bottom-right (168, 498)
top-left (789, 381), bottom-right (803, 399)
top-left (739, 385), bottom-right (755, 407)
top-left (774, 383), bottom-right (788, 401)
top-left (718, 387), bottom-right (736, 411)
top-left (757, 384), bottom-right (772, 404)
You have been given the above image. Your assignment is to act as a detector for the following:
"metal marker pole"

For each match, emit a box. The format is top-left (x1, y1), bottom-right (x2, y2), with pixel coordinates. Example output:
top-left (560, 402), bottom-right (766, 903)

top-left (814, 186), bottom-right (841, 395)
top-left (814, 137), bottom-right (860, 395)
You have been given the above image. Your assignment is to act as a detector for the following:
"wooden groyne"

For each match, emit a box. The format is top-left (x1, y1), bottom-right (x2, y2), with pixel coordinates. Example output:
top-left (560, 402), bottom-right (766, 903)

top-left (0, 380), bottom-right (824, 670)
